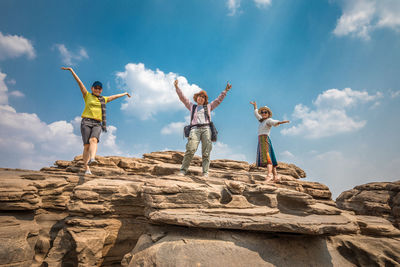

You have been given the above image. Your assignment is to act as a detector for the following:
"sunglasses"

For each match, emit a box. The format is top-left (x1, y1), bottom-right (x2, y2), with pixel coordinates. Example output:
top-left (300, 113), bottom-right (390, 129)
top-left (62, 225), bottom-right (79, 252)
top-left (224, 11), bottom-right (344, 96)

top-left (260, 111), bottom-right (269, 114)
top-left (93, 86), bottom-right (102, 90)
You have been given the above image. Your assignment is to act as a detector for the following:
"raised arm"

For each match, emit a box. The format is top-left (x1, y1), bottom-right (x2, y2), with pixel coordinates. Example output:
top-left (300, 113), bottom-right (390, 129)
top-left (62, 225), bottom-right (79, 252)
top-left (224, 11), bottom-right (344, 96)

top-left (210, 82), bottom-right (231, 111)
top-left (107, 92), bottom-right (131, 103)
top-left (251, 101), bottom-right (262, 120)
top-left (61, 67), bottom-right (88, 97)
top-left (174, 79), bottom-right (191, 110)
top-left (277, 120), bottom-right (290, 126)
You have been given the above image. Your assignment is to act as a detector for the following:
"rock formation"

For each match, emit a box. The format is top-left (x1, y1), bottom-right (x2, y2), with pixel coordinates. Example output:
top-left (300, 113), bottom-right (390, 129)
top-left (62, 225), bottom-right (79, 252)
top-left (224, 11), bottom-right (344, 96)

top-left (0, 151), bottom-right (399, 266)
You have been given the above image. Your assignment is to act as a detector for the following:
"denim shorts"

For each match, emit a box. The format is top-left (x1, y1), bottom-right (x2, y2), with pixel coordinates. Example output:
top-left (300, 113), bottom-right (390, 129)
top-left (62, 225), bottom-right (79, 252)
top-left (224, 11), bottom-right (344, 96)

top-left (80, 118), bottom-right (102, 144)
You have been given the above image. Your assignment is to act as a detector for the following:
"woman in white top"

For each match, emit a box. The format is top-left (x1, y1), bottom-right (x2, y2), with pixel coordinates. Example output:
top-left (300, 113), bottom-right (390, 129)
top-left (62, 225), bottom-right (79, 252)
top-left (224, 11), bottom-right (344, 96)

top-left (250, 101), bottom-right (290, 182)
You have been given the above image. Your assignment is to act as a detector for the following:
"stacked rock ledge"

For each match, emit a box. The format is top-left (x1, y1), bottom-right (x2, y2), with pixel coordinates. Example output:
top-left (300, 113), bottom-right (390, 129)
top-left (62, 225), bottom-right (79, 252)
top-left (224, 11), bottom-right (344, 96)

top-left (0, 151), bottom-right (399, 267)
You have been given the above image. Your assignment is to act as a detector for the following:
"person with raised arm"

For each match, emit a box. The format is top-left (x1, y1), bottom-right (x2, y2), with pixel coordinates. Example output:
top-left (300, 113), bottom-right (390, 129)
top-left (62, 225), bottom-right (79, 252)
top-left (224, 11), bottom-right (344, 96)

top-left (174, 79), bottom-right (231, 177)
top-left (61, 67), bottom-right (131, 175)
top-left (250, 101), bottom-right (289, 182)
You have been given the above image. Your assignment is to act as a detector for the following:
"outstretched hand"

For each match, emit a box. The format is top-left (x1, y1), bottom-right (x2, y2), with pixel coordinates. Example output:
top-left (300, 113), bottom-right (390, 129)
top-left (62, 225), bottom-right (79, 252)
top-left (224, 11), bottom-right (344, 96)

top-left (225, 82), bottom-right (232, 92)
top-left (174, 79), bottom-right (179, 88)
top-left (61, 67), bottom-right (72, 71)
top-left (126, 92), bottom-right (131, 98)
top-left (250, 101), bottom-right (256, 106)
top-left (278, 120), bottom-right (290, 125)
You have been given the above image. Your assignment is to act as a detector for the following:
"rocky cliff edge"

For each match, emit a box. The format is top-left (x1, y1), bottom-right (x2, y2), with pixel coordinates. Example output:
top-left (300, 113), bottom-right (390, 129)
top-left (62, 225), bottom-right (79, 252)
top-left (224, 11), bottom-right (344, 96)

top-left (0, 151), bottom-right (399, 266)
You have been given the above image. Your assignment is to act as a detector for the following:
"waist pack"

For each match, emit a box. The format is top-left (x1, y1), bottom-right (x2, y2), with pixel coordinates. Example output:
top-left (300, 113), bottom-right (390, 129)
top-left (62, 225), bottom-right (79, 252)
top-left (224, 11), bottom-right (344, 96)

top-left (183, 105), bottom-right (218, 142)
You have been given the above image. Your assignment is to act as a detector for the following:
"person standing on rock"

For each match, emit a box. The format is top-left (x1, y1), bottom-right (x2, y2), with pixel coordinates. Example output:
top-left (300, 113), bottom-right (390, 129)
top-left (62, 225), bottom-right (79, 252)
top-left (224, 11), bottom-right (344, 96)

top-left (250, 101), bottom-right (289, 182)
top-left (174, 79), bottom-right (232, 177)
top-left (62, 67), bottom-right (131, 175)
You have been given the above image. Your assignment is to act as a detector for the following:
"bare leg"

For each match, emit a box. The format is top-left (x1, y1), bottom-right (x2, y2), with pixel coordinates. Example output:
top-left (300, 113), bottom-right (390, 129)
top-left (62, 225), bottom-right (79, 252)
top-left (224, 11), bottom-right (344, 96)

top-left (88, 137), bottom-right (98, 160)
top-left (272, 167), bottom-right (279, 182)
top-left (266, 164), bottom-right (273, 181)
top-left (83, 144), bottom-right (90, 171)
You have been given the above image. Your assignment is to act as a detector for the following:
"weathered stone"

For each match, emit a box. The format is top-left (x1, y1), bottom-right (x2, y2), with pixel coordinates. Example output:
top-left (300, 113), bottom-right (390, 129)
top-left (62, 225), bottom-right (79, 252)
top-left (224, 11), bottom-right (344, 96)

top-left (126, 226), bottom-right (352, 267)
top-left (336, 180), bottom-right (400, 227)
top-left (0, 152), bottom-right (398, 267)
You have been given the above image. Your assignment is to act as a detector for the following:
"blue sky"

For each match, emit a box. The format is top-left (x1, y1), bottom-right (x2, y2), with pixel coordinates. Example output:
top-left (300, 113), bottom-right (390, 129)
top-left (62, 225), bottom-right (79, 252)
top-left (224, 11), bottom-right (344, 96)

top-left (1, 0), bottom-right (399, 197)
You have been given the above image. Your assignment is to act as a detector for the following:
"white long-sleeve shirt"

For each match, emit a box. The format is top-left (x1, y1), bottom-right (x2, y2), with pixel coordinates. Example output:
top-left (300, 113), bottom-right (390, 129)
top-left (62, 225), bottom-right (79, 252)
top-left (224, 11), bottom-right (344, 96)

top-left (254, 109), bottom-right (279, 136)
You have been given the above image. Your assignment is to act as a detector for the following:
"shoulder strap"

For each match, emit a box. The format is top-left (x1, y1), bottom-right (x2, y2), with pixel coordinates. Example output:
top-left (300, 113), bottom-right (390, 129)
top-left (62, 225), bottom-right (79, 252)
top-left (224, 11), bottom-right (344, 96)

top-left (203, 105), bottom-right (211, 122)
top-left (190, 105), bottom-right (197, 125)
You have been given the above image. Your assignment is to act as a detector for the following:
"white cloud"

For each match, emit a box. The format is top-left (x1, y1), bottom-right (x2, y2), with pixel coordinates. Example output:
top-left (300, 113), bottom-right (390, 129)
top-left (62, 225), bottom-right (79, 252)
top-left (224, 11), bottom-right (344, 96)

top-left (161, 115), bottom-right (190, 135)
top-left (298, 150), bottom-right (400, 198)
top-left (161, 122), bottom-right (186, 135)
top-left (0, 72), bottom-right (8, 104)
top-left (0, 71), bottom-right (26, 104)
top-left (333, 0), bottom-right (400, 40)
top-left (54, 44), bottom-right (89, 66)
top-left (211, 141), bottom-right (247, 161)
top-left (280, 150), bottom-right (295, 158)
top-left (227, 0), bottom-right (241, 16)
top-left (390, 90), bottom-right (400, 98)
top-left (254, 0), bottom-right (272, 8)
top-left (9, 90), bottom-right (25, 98)
top-left (227, 0), bottom-right (272, 15)
top-left (313, 88), bottom-right (382, 108)
top-left (116, 63), bottom-right (202, 120)
top-left (0, 32), bottom-right (35, 60)
top-left (0, 105), bottom-right (124, 170)
top-left (7, 79), bottom-right (16, 85)
top-left (282, 88), bottom-right (381, 139)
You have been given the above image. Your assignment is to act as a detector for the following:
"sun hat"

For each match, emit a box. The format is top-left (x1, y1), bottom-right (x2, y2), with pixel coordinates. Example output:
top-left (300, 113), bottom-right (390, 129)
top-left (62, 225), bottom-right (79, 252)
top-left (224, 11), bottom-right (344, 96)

top-left (92, 81), bottom-right (103, 88)
top-left (258, 106), bottom-right (272, 117)
top-left (193, 90), bottom-right (209, 104)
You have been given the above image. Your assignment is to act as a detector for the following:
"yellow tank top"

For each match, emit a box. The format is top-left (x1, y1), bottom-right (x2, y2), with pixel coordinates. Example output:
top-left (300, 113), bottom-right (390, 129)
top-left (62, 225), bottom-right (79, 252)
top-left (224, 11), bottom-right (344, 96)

top-left (81, 92), bottom-right (109, 121)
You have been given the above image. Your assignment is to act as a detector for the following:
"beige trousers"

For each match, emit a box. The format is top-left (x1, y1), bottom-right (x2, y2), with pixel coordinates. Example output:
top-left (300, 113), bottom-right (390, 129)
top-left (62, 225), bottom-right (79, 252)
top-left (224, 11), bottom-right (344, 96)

top-left (180, 127), bottom-right (212, 174)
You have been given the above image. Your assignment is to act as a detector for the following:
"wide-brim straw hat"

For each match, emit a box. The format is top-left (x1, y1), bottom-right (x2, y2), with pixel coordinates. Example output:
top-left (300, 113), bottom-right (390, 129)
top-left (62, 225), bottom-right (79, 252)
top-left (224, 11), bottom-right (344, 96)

top-left (258, 106), bottom-right (272, 117)
top-left (193, 90), bottom-right (209, 104)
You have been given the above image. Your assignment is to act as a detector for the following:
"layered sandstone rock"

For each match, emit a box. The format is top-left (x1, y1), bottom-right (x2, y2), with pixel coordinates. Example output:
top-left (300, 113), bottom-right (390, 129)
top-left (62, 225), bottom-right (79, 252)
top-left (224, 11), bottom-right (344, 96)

top-left (0, 151), bottom-right (399, 267)
top-left (337, 181), bottom-right (400, 228)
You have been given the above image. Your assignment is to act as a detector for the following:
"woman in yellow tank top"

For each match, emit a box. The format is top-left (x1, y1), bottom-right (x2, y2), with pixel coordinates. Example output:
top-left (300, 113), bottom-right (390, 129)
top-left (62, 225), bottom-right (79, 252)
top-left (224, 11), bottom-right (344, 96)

top-left (62, 67), bottom-right (131, 175)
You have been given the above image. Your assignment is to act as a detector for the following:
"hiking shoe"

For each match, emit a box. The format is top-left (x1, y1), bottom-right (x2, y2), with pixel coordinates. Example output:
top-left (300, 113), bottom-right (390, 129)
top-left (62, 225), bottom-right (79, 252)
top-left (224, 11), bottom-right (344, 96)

top-left (88, 158), bottom-right (97, 165)
top-left (178, 170), bottom-right (186, 176)
top-left (84, 169), bottom-right (92, 175)
top-left (202, 173), bottom-right (209, 178)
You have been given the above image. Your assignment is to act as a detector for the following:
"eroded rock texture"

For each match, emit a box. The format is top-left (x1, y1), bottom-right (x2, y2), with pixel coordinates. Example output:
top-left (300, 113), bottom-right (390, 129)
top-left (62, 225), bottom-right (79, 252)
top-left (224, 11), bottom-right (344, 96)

top-left (337, 181), bottom-right (400, 229)
top-left (0, 151), bottom-right (399, 267)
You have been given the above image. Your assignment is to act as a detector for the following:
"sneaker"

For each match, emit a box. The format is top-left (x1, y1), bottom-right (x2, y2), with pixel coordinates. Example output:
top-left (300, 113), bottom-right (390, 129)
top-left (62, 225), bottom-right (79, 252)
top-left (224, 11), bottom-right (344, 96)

top-left (88, 158), bottom-right (97, 165)
top-left (178, 170), bottom-right (186, 176)
top-left (202, 173), bottom-right (209, 178)
top-left (84, 169), bottom-right (92, 175)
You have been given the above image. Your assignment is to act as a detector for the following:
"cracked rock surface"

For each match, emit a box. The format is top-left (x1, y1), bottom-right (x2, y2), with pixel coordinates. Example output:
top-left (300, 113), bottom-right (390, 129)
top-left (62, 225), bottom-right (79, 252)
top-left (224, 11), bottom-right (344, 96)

top-left (0, 151), bottom-right (399, 266)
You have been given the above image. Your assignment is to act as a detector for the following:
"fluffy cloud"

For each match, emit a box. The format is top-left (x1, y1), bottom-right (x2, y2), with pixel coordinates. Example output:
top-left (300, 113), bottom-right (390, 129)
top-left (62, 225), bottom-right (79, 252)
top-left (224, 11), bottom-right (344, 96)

top-left (227, 0), bottom-right (241, 16)
top-left (211, 141), bottom-right (247, 161)
top-left (161, 115), bottom-right (190, 135)
top-left (0, 71), bottom-right (26, 104)
top-left (333, 0), bottom-right (400, 40)
top-left (161, 122), bottom-right (186, 135)
top-left (313, 88), bottom-right (382, 108)
top-left (54, 44), bottom-right (89, 66)
top-left (390, 90), bottom-right (400, 98)
top-left (281, 88), bottom-right (382, 138)
top-left (227, 0), bottom-right (271, 15)
top-left (280, 150), bottom-right (295, 159)
top-left (9, 90), bottom-right (24, 98)
top-left (116, 63), bottom-right (202, 120)
top-left (0, 72), bottom-right (8, 104)
top-left (254, 0), bottom-right (272, 8)
top-left (0, 90), bottom-right (123, 169)
top-left (0, 32), bottom-right (35, 60)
